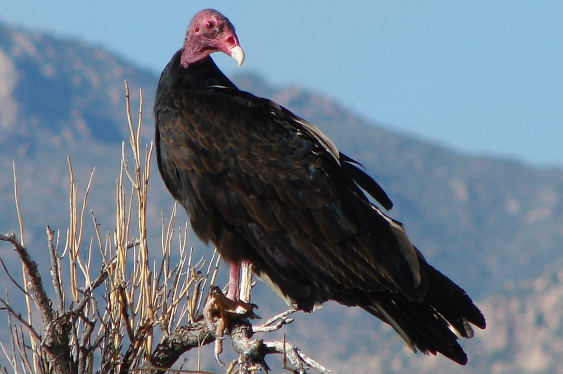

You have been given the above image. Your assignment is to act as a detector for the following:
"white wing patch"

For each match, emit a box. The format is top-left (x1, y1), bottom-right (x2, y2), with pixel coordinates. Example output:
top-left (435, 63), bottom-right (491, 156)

top-left (256, 272), bottom-right (299, 309)
top-left (368, 304), bottom-right (418, 353)
top-left (371, 204), bottom-right (421, 287)
top-left (256, 272), bottom-right (324, 312)
top-left (293, 116), bottom-right (340, 165)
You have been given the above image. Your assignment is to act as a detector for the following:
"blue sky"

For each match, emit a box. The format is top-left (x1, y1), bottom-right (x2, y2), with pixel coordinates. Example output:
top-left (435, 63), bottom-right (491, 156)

top-left (2, 1), bottom-right (562, 167)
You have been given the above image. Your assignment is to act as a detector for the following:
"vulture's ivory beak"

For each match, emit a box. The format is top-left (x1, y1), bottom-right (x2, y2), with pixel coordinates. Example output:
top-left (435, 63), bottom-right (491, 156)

top-left (230, 45), bottom-right (245, 66)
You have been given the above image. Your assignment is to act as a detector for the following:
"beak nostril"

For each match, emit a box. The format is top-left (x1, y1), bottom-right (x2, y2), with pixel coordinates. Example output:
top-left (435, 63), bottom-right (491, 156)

top-left (225, 36), bottom-right (235, 48)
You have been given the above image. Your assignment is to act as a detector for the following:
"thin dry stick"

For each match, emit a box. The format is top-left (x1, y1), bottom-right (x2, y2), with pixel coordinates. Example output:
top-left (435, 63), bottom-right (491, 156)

top-left (74, 167), bottom-right (96, 287)
top-left (67, 156), bottom-right (79, 303)
top-left (0, 296), bottom-right (41, 343)
top-left (11, 162), bottom-right (24, 247)
top-left (66, 159), bottom-right (97, 306)
top-left (10, 163), bottom-right (37, 373)
top-left (47, 226), bottom-right (65, 313)
top-left (0, 257), bottom-right (29, 297)
top-left (125, 82), bottom-right (154, 345)
top-left (90, 212), bottom-right (105, 262)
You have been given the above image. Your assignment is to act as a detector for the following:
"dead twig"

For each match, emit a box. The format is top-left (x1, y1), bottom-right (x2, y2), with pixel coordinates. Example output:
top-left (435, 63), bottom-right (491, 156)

top-left (0, 297), bottom-right (41, 343)
top-left (0, 255), bottom-right (30, 298)
top-left (253, 309), bottom-right (296, 333)
top-left (230, 317), bottom-right (335, 374)
top-left (0, 233), bottom-right (55, 326)
top-left (47, 226), bottom-right (65, 312)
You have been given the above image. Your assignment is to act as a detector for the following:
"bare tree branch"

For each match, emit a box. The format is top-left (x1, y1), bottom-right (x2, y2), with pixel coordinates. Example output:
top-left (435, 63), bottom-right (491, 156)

top-left (47, 226), bottom-right (65, 312)
top-left (146, 318), bottom-right (215, 373)
top-left (0, 233), bottom-right (55, 325)
top-left (254, 309), bottom-right (296, 333)
top-left (230, 318), bottom-right (335, 374)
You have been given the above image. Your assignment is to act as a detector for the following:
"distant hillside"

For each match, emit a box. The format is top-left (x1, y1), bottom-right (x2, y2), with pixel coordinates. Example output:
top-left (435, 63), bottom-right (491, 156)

top-left (391, 269), bottom-right (563, 374)
top-left (0, 23), bottom-right (161, 249)
top-left (1, 22), bottom-right (563, 373)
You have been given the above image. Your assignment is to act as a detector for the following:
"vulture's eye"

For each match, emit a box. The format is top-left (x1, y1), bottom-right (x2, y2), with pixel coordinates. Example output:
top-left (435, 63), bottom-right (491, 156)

top-left (206, 21), bottom-right (215, 29)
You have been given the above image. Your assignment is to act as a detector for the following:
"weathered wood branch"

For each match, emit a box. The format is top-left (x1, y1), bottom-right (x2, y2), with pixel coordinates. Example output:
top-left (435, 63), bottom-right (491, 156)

top-left (0, 232), bottom-right (75, 374)
top-left (0, 233), bottom-right (55, 324)
top-left (230, 318), bottom-right (335, 374)
top-left (145, 318), bottom-right (215, 373)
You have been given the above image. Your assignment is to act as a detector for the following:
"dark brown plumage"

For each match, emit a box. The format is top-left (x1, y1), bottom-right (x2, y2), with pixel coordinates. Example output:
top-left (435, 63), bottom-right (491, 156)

top-left (155, 9), bottom-right (485, 365)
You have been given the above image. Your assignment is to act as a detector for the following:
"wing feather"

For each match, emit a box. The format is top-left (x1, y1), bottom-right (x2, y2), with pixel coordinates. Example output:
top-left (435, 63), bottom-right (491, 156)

top-left (156, 85), bottom-right (423, 300)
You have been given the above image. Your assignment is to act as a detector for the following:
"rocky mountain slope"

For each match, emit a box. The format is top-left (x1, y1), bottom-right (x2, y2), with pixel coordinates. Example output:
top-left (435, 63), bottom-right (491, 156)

top-left (1, 22), bottom-right (563, 373)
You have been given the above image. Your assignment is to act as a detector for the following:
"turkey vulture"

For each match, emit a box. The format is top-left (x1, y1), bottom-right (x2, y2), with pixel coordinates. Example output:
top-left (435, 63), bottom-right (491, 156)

top-left (154, 9), bottom-right (485, 365)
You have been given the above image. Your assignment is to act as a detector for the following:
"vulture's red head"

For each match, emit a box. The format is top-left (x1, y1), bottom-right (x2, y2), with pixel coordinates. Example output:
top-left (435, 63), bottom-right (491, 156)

top-left (181, 9), bottom-right (245, 68)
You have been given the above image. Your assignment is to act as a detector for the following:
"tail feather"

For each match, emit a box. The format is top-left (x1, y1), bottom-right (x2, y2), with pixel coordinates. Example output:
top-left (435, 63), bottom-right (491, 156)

top-left (421, 261), bottom-right (486, 331)
top-left (335, 259), bottom-right (485, 365)
top-left (364, 291), bottom-right (471, 365)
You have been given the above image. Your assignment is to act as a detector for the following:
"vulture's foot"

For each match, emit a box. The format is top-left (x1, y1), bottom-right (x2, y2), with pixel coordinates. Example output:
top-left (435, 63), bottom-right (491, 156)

top-left (203, 286), bottom-right (259, 365)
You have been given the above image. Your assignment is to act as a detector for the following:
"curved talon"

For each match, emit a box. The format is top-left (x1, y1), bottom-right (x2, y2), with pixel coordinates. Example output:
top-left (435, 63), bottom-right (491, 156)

top-left (214, 346), bottom-right (225, 366)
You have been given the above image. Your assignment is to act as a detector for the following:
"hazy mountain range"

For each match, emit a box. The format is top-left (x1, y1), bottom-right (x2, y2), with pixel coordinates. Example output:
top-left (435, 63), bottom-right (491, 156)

top-left (1, 22), bottom-right (562, 373)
